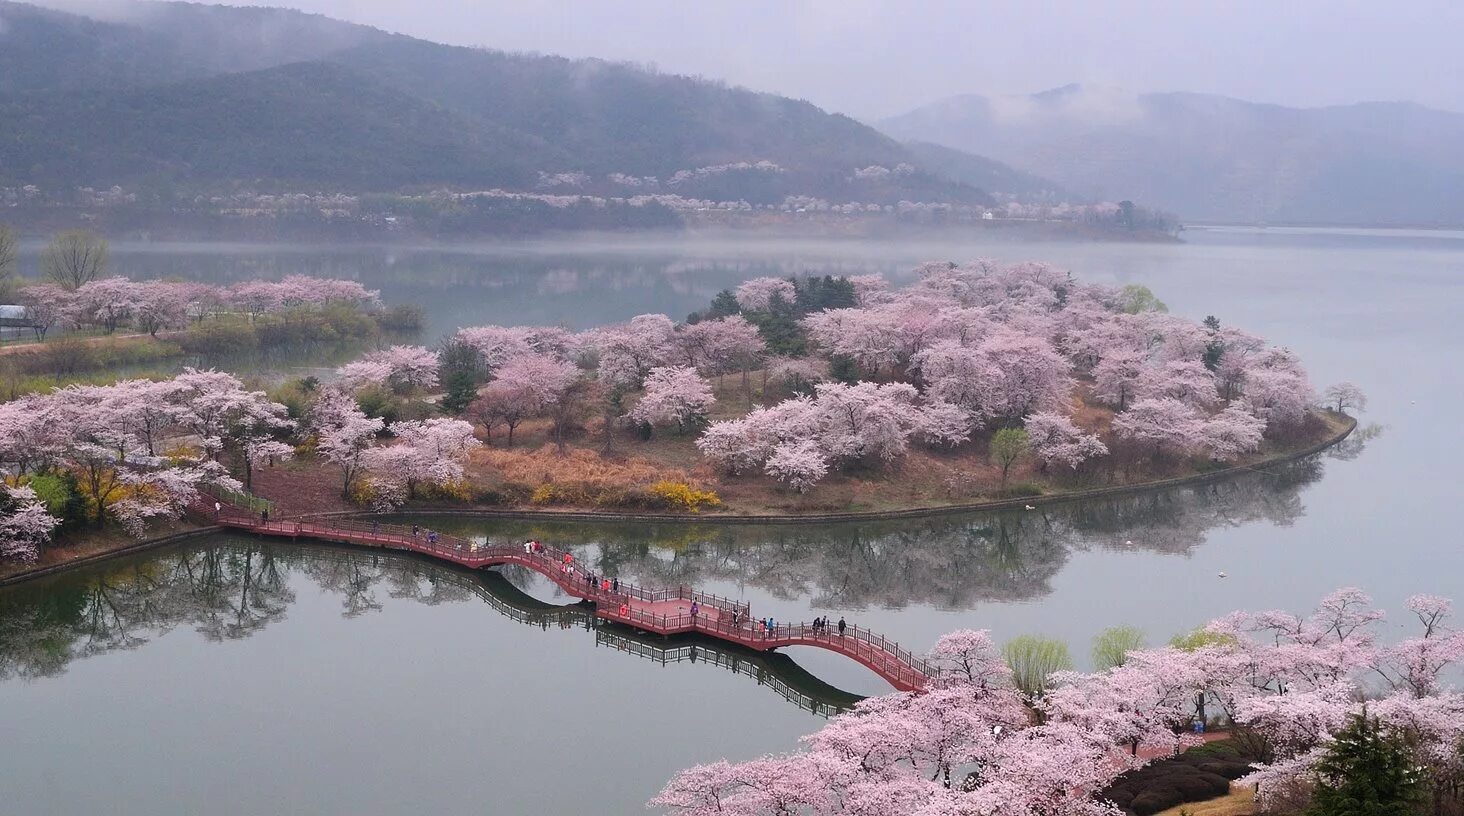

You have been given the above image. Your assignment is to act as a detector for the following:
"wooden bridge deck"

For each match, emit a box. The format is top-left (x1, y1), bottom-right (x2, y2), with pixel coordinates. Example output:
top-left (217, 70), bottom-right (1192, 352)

top-left (208, 507), bottom-right (940, 692)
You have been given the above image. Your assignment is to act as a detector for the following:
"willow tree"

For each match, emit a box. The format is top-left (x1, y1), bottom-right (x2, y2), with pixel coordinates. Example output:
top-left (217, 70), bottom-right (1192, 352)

top-left (1002, 634), bottom-right (1072, 700)
top-left (1092, 625), bottom-right (1146, 670)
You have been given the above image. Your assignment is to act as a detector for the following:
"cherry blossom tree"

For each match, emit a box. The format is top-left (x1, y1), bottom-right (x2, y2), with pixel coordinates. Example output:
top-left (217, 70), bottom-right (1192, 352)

top-left (803, 307), bottom-right (903, 375)
top-left (337, 345), bottom-right (439, 393)
top-left (1140, 359), bottom-right (1218, 408)
top-left (468, 381), bottom-right (538, 446)
top-left (1323, 382), bottom-right (1368, 415)
top-left (310, 388), bottom-right (385, 497)
top-left (365, 417), bottom-right (481, 503)
top-left (914, 331), bottom-right (1071, 422)
top-left (763, 439), bottom-right (828, 492)
top-left (1112, 398), bottom-right (1205, 457)
top-left (1091, 348), bottom-right (1148, 411)
top-left (630, 366), bottom-right (716, 434)
top-left (171, 368), bottom-right (293, 476)
top-left (590, 313), bottom-right (676, 388)
top-left (914, 400), bottom-right (975, 447)
top-left (16, 284), bottom-right (71, 340)
top-left (848, 274), bottom-right (890, 306)
top-left (71, 276), bottom-right (138, 333)
top-left (453, 325), bottom-right (536, 374)
top-left (227, 280), bottom-right (284, 319)
top-left (1242, 367), bottom-right (1314, 432)
top-left (0, 395), bottom-right (68, 475)
top-left (654, 590), bottom-right (1464, 816)
top-left (132, 281), bottom-right (190, 337)
top-left (734, 277), bottom-right (796, 311)
top-left (1024, 412), bottom-right (1108, 470)
top-left (494, 353), bottom-right (582, 416)
top-left (0, 485), bottom-right (59, 564)
top-left (1200, 403), bottom-right (1266, 462)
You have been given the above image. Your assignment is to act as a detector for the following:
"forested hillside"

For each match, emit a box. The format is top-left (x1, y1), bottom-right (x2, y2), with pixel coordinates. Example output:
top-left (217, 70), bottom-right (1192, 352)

top-left (0, 0), bottom-right (1013, 205)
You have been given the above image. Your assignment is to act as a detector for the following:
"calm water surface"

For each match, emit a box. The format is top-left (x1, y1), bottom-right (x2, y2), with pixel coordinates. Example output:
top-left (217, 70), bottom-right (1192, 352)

top-left (2, 228), bottom-right (1460, 815)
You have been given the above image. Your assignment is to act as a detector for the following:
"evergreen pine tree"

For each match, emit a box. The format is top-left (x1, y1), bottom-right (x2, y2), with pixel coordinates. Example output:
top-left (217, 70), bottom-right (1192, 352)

top-left (1307, 709), bottom-right (1422, 816)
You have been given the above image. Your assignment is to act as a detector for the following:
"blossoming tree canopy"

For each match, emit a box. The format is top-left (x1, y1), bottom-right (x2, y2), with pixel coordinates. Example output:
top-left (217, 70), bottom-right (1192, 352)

top-left (694, 260), bottom-right (1325, 489)
top-left (0, 368), bottom-right (296, 553)
top-left (336, 345), bottom-right (440, 393)
top-left (9, 275), bottom-right (381, 336)
top-left (654, 589), bottom-right (1464, 816)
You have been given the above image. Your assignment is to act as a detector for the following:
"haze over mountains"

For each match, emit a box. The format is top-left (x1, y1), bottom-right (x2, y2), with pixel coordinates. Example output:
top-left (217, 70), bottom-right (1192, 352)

top-left (0, 1), bottom-right (1456, 228)
top-left (0, 0), bottom-right (1010, 207)
top-left (880, 84), bottom-right (1464, 226)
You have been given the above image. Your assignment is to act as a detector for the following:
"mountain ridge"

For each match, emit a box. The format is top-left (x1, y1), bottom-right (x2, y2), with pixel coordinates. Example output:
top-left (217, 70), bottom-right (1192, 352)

top-left (0, 0), bottom-right (1049, 208)
top-left (879, 84), bottom-right (1464, 226)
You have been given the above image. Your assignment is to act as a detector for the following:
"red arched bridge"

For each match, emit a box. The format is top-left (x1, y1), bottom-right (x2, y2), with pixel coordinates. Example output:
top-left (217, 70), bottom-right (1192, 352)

top-left (205, 505), bottom-right (940, 692)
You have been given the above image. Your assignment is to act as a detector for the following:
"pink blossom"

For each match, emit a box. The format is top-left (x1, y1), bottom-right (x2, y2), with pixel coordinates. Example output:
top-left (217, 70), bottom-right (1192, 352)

top-left (734, 277), bottom-right (796, 311)
top-left (763, 439), bottom-right (828, 492)
top-left (630, 366), bottom-right (716, 432)
top-left (1112, 398), bottom-right (1204, 456)
top-left (0, 485), bottom-right (59, 564)
top-left (1200, 403), bottom-right (1266, 461)
top-left (1024, 412), bottom-right (1108, 469)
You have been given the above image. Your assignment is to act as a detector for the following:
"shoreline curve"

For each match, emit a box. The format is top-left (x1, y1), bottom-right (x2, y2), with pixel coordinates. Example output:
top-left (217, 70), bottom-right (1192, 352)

top-left (0, 414), bottom-right (1356, 588)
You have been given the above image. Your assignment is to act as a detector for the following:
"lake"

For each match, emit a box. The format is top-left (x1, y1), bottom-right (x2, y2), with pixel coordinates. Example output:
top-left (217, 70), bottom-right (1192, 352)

top-left (1, 227), bottom-right (1460, 814)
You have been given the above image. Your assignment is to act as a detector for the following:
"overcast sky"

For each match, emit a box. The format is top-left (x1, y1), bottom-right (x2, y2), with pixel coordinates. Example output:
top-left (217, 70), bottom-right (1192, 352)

top-left (96, 0), bottom-right (1464, 117)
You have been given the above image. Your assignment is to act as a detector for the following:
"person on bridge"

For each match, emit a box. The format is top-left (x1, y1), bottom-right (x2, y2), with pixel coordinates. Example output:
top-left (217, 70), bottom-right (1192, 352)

top-left (412, 524), bottom-right (420, 537)
top-left (838, 617), bottom-right (847, 636)
top-left (214, 501), bottom-right (221, 518)
top-left (611, 577), bottom-right (619, 593)
top-left (261, 508), bottom-right (269, 524)
top-left (690, 600), bottom-right (700, 618)
top-left (524, 540), bottom-right (534, 554)
top-left (601, 578), bottom-right (610, 592)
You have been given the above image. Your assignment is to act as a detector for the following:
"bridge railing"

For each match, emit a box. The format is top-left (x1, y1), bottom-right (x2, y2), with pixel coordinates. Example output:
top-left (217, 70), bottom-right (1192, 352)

top-left (212, 506), bottom-right (933, 688)
top-left (594, 599), bottom-right (935, 689)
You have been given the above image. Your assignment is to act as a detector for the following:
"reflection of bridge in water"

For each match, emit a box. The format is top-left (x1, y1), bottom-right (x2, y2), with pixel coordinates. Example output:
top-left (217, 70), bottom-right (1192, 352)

top-left (471, 570), bottom-right (863, 717)
top-left (207, 505), bottom-right (937, 691)
top-left (317, 547), bottom-right (866, 717)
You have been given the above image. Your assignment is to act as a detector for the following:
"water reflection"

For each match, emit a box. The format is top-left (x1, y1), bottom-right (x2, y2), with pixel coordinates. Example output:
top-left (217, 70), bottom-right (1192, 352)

top-left (0, 536), bottom-right (863, 716)
top-left (408, 453), bottom-right (1347, 614)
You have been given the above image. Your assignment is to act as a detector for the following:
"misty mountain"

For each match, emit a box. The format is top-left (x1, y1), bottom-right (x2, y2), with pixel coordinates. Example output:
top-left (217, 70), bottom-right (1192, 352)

top-left (901, 141), bottom-right (1068, 202)
top-left (880, 84), bottom-right (1464, 226)
top-left (0, 61), bottom-right (563, 188)
top-left (0, 0), bottom-right (1021, 206)
top-left (0, 0), bottom-right (397, 94)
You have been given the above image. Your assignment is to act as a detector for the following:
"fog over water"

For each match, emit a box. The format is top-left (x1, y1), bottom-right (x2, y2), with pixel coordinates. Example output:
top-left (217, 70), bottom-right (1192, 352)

top-left (1, 227), bottom-right (1460, 814)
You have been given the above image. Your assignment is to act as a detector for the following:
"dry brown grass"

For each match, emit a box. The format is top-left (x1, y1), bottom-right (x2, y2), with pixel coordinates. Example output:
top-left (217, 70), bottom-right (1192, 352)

top-left (471, 444), bottom-right (704, 491)
top-left (1155, 786), bottom-right (1255, 816)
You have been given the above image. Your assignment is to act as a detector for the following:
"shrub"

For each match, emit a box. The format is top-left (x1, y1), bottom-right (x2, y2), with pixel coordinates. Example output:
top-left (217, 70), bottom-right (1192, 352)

top-left (23, 472), bottom-right (88, 531)
top-left (530, 483), bottom-right (558, 505)
top-left (647, 481), bottom-right (722, 513)
top-left (417, 480), bottom-right (472, 503)
top-left (1130, 786), bottom-right (1185, 815)
top-left (348, 480), bottom-right (379, 507)
top-left (376, 304), bottom-right (424, 332)
top-left (179, 321), bottom-right (259, 356)
top-left (995, 482), bottom-right (1044, 499)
